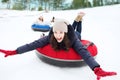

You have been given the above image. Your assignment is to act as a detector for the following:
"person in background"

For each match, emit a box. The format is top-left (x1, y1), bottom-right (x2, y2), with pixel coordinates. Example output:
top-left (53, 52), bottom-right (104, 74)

top-left (34, 16), bottom-right (54, 26)
top-left (35, 16), bottom-right (44, 24)
top-left (0, 12), bottom-right (117, 80)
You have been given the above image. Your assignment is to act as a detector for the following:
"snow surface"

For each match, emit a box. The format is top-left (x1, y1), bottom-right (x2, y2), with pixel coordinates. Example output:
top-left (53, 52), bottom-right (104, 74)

top-left (0, 4), bottom-right (120, 80)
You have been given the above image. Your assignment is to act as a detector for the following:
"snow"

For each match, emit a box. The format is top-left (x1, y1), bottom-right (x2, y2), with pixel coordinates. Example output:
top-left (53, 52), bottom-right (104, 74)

top-left (0, 4), bottom-right (120, 80)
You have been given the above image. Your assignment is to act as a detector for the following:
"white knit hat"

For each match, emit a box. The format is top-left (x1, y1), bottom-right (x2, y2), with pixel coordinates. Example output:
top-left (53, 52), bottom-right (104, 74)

top-left (53, 20), bottom-right (68, 33)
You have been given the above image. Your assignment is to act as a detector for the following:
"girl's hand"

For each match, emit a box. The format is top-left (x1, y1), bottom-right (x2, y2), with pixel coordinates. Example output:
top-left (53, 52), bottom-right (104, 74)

top-left (0, 49), bottom-right (17, 57)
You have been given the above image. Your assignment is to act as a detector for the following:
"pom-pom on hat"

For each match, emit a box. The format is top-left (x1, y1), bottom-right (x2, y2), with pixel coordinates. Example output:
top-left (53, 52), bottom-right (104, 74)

top-left (53, 20), bottom-right (68, 33)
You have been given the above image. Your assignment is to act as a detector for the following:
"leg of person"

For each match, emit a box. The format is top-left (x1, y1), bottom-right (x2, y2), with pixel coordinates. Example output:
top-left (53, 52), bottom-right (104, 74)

top-left (73, 12), bottom-right (85, 40)
top-left (72, 12), bottom-right (84, 30)
top-left (72, 21), bottom-right (77, 30)
top-left (75, 31), bottom-right (81, 40)
top-left (72, 18), bottom-right (82, 40)
top-left (73, 17), bottom-right (82, 40)
top-left (72, 21), bottom-right (81, 40)
top-left (72, 20), bottom-right (82, 33)
top-left (76, 12), bottom-right (85, 33)
top-left (76, 21), bottom-right (82, 34)
top-left (73, 21), bottom-right (82, 39)
top-left (51, 17), bottom-right (55, 22)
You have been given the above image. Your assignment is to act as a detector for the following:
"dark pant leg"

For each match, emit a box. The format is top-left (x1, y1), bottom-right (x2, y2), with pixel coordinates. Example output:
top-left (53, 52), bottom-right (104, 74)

top-left (75, 31), bottom-right (81, 40)
top-left (76, 21), bottom-right (82, 34)
top-left (73, 21), bottom-right (82, 40)
top-left (72, 21), bottom-right (78, 30)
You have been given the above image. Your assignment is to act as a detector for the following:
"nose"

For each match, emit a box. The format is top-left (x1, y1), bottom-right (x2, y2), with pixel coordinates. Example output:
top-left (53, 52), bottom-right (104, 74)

top-left (58, 34), bottom-right (61, 37)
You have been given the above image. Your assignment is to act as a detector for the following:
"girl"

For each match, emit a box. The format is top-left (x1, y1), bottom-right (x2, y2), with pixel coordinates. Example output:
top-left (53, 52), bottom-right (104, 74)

top-left (0, 12), bottom-right (117, 80)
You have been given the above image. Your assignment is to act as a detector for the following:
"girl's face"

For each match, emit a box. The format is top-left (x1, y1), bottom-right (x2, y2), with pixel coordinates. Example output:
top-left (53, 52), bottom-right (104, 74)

top-left (53, 31), bottom-right (65, 43)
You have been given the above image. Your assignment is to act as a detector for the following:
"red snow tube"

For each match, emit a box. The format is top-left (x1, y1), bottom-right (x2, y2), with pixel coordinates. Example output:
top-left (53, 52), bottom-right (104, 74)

top-left (36, 40), bottom-right (98, 67)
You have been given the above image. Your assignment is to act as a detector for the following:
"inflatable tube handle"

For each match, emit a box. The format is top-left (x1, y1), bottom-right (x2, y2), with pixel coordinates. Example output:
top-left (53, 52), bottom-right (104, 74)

top-left (84, 42), bottom-right (94, 48)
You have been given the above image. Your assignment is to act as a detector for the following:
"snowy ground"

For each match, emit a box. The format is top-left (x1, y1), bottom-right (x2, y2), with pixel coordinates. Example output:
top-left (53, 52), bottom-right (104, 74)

top-left (0, 4), bottom-right (120, 80)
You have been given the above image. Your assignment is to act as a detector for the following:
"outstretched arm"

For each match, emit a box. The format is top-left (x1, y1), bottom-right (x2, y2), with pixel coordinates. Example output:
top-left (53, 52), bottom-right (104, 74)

top-left (16, 36), bottom-right (49, 54)
top-left (73, 38), bottom-right (117, 80)
top-left (0, 36), bottom-right (49, 57)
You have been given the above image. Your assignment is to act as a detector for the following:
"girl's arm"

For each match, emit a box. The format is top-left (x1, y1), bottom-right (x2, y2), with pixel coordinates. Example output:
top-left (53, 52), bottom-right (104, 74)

top-left (16, 36), bottom-right (49, 54)
top-left (0, 36), bottom-right (49, 57)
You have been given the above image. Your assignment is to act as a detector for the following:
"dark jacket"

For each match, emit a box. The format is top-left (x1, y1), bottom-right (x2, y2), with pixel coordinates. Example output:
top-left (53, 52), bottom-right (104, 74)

top-left (16, 25), bottom-right (100, 70)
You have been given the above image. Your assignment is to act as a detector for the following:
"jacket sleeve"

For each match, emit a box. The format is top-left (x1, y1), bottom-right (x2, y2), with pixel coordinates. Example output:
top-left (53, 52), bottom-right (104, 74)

top-left (16, 36), bottom-right (49, 54)
top-left (72, 38), bottom-right (100, 70)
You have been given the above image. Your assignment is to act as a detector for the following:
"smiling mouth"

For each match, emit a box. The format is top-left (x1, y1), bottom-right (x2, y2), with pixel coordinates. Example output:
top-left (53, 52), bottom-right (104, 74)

top-left (57, 38), bottom-right (62, 41)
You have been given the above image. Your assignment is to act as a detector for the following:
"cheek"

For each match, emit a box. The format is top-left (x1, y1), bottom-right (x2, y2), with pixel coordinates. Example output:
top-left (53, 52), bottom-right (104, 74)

top-left (53, 34), bottom-right (58, 40)
top-left (61, 35), bottom-right (64, 39)
top-left (62, 34), bottom-right (65, 38)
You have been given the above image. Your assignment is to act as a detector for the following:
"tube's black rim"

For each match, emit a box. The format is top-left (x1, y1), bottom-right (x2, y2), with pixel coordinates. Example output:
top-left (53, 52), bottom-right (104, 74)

top-left (36, 51), bottom-right (87, 67)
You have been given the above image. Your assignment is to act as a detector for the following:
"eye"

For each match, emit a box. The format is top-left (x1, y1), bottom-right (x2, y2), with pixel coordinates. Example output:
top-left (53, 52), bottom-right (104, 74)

top-left (60, 31), bottom-right (64, 34)
top-left (54, 31), bottom-right (57, 34)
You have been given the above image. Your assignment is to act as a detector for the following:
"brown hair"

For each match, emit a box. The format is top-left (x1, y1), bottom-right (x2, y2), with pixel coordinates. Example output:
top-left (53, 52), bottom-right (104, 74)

top-left (50, 33), bottom-right (70, 51)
